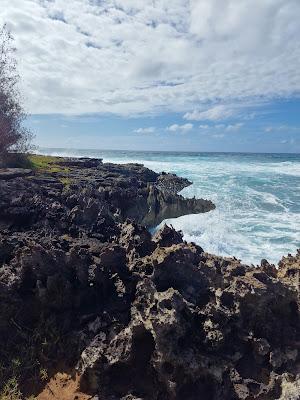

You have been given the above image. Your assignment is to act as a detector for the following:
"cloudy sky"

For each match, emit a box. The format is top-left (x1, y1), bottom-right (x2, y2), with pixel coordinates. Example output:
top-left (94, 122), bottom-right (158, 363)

top-left (1, 0), bottom-right (300, 152)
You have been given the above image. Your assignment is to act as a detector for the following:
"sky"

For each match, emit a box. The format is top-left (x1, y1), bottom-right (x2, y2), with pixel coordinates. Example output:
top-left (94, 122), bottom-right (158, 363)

top-left (1, 0), bottom-right (300, 153)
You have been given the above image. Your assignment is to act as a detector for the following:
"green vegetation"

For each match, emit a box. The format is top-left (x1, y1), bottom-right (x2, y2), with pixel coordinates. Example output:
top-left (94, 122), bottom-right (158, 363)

top-left (27, 154), bottom-right (70, 173)
top-left (0, 25), bottom-right (33, 162)
top-left (1, 153), bottom-right (70, 174)
top-left (59, 176), bottom-right (72, 189)
top-left (0, 314), bottom-right (77, 399)
top-left (28, 155), bottom-right (73, 188)
top-left (1, 154), bottom-right (73, 188)
top-left (0, 377), bottom-right (37, 400)
top-left (0, 377), bottom-right (21, 400)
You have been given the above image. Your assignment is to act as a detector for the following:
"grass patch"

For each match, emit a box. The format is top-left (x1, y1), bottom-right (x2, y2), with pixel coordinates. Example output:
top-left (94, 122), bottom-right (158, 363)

top-left (59, 177), bottom-right (72, 188)
top-left (27, 155), bottom-right (70, 173)
top-left (0, 153), bottom-right (70, 174)
top-left (0, 377), bottom-right (21, 400)
top-left (0, 314), bottom-right (78, 399)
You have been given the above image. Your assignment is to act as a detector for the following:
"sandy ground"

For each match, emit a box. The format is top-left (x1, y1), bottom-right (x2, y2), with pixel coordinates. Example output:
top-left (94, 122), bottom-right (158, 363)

top-left (36, 372), bottom-right (92, 400)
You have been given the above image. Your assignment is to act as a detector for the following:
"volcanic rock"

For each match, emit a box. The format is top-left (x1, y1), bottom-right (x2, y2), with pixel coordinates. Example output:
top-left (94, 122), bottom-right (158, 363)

top-left (0, 157), bottom-right (299, 400)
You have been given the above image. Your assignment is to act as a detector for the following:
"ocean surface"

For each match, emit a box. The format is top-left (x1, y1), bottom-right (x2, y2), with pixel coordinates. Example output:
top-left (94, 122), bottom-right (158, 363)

top-left (38, 148), bottom-right (300, 265)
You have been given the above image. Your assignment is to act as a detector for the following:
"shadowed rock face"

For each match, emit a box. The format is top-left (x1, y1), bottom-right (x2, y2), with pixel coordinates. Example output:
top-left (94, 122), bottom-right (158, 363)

top-left (0, 158), bottom-right (299, 400)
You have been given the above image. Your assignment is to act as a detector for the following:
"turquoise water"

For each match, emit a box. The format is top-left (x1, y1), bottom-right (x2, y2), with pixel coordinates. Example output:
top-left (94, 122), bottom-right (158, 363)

top-left (38, 148), bottom-right (300, 265)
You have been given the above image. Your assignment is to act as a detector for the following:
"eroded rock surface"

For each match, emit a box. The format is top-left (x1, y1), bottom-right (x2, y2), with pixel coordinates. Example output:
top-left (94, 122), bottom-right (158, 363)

top-left (0, 158), bottom-right (299, 400)
top-left (0, 160), bottom-right (214, 231)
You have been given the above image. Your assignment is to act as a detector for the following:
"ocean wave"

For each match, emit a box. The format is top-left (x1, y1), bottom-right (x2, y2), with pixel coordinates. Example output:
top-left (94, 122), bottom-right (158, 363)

top-left (37, 148), bottom-right (300, 264)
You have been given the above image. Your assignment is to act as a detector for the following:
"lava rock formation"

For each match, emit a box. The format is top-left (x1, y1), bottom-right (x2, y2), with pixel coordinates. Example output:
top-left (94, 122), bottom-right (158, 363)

top-left (0, 158), bottom-right (299, 400)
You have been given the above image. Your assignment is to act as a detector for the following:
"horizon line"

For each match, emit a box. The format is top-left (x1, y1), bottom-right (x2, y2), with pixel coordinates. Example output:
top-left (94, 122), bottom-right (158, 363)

top-left (35, 146), bottom-right (300, 156)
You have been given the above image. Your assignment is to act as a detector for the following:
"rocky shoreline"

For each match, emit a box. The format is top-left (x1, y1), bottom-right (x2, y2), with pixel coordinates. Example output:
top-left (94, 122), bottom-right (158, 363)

top-left (0, 157), bottom-right (299, 400)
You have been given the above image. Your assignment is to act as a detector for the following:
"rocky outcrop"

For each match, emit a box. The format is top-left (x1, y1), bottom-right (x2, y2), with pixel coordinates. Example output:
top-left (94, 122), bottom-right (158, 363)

top-left (156, 172), bottom-right (192, 193)
top-left (0, 223), bottom-right (299, 400)
top-left (0, 158), bottom-right (299, 400)
top-left (0, 168), bottom-right (33, 180)
top-left (77, 229), bottom-right (300, 400)
top-left (0, 159), bottom-right (214, 232)
top-left (57, 157), bottom-right (103, 168)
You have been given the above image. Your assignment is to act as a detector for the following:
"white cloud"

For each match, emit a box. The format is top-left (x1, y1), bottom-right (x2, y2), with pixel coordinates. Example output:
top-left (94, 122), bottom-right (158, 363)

top-left (198, 122), bottom-right (244, 132)
top-left (225, 123), bottom-right (244, 132)
top-left (134, 127), bottom-right (156, 134)
top-left (1, 0), bottom-right (299, 115)
top-left (281, 138), bottom-right (295, 144)
top-left (166, 123), bottom-right (193, 133)
top-left (265, 126), bottom-right (274, 133)
top-left (265, 125), bottom-right (300, 133)
top-left (184, 105), bottom-right (234, 121)
top-left (199, 124), bottom-right (209, 129)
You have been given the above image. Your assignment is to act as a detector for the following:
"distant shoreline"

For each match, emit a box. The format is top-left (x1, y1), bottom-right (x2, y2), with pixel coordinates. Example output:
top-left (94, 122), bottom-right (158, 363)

top-left (36, 147), bottom-right (300, 156)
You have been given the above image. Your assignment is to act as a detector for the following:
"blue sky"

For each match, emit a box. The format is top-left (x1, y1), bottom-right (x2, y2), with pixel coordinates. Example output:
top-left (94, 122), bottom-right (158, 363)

top-left (2, 0), bottom-right (300, 153)
top-left (27, 99), bottom-right (300, 153)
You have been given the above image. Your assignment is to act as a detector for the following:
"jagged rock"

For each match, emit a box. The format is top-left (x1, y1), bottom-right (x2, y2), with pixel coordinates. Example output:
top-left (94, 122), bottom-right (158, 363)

top-left (0, 158), bottom-right (214, 231)
top-left (156, 172), bottom-right (192, 194)
top-left (140, 183), bottom-right (215, 227)
top-left (279, 374), bottom-right (300, 400)
top-left (152, 224), bottom-right (183, 247)
top-left (57, 157), bottom-right (103, 168)
top-left (0, 157), bottom-right (299, 400)
top-left (277, 250), bottom-right (300, 297)
top-left (0, 168), bottom-right (33, 180)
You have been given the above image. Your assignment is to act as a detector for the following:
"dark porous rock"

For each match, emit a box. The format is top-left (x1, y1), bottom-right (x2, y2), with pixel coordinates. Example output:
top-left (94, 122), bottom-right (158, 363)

top-left (139, 184), bottom-right (215, 227)
top-left (0, 157), bottom-right (215, 232)
top-left (0, 156), bottom-right (299, 400)
top-left (152, 224), bottom-right (183, 247)
top-left (0, 168), bottom-right (33, 180)
top-left (76, 232), bottom-right (300, 399)
top-left (156, 172), bottom-right (192, 194)
top-left (57, 157), bottom-right (103, 168)
top-left (277, 250), bottom-right (300, 292)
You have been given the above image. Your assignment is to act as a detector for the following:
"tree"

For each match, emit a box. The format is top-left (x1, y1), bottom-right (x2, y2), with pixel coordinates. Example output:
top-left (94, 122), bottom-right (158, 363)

top-left (0, 24), bottom-right (32, 162)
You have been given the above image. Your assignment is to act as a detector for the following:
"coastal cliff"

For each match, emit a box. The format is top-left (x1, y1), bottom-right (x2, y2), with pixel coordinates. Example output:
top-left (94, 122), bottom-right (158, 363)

top-left (0, 158), bottom-right (214, 231)
top-left (0, 157), bottom-right (299, 400)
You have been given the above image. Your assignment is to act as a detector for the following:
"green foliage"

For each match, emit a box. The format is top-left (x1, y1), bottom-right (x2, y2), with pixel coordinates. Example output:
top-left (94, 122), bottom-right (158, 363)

top-left (0, 314), bottom-right (77, 399)
top-left (0, 25), bottom-right (33, 158)
top-left (39, 368), bottom-right (48, 382)
top-left (0, 377), bottom-right (21, 400)
top-left (1, 153), bottom-right (71, 176)
top-left (59, 176), bottom-right (72, 189)
top-left (27, 154), bottom-right (69, 173)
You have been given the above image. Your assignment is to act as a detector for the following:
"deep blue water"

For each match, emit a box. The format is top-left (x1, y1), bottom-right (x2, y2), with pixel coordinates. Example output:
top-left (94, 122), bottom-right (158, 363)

top-left (38, 148), bottom-right (300, 265)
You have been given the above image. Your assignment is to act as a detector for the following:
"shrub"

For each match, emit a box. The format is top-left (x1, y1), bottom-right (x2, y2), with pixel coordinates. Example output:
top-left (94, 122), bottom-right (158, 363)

top-left (0, 24), bottom-right (33, 165)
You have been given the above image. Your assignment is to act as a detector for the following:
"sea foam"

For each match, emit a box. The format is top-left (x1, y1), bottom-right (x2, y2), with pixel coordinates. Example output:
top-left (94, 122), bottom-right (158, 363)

top-left (38, 148), bottom-right (300, 265)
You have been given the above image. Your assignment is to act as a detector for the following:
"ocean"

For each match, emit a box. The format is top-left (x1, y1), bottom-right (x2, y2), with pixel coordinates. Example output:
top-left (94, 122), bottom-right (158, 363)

top-left (38, 148), bottom-right (300, 266)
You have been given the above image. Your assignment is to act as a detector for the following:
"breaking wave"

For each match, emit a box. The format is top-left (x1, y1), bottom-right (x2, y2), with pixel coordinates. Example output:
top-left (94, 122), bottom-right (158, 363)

top-left (38, 148), bottom-right (300, 265)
